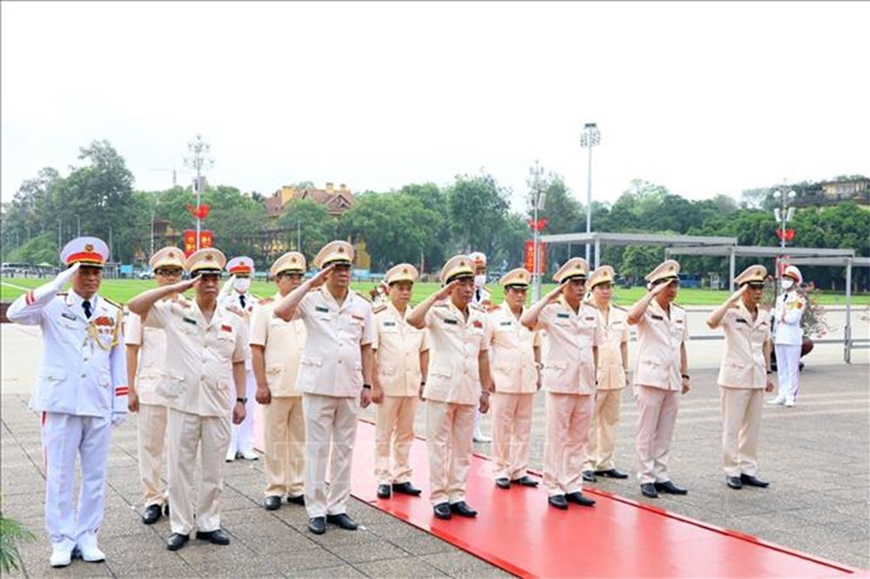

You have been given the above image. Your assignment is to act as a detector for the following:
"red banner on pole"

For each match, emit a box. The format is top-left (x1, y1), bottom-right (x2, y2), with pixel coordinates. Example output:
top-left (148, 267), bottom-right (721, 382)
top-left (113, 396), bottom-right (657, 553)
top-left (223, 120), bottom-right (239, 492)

top-left (183, 230), bottom-right (214, 257)
top-left (524, 240), bottom-right (546, 274)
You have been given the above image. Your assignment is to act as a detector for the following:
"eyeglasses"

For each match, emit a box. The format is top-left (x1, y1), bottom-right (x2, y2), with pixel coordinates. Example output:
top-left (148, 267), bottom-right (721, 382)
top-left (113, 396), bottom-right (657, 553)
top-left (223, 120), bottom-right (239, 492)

top-left (330, 263), bottom-right (352, 271)
top-left (278, 272), bottom-right (303, 279)
top-left (155, 269), bottom-right (183, 277)
top-left (506, 286), bottom-right (528, 293)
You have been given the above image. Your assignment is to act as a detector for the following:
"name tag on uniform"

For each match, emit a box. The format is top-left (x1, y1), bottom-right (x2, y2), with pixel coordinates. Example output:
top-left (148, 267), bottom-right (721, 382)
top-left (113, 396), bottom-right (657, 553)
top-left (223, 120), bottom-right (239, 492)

top-left (221, 324), bottom-right (233, 333)
top-left (61, 312), bottom-right (77, 321)
top-left (444, 318), bottom-right (458, 325)
top-left (676, 319), bottom-right (684, 324)
top-left (499, 321), bottom-right (512, 326)
top-left (584, 316), bottom-right (595, 322)
top-left (556, 313), bottom-right (570, 319)
top-left (183, 317), bottom-right (197, 325)
top-left (651, 314), bottom-right (664, 321)
top-left (315, 306), bottom-right (330, 313)
top-left (383, 321), bottom-right (396, 327)
top-left (352, 314), bottom-right (364, 321)
top-left (736, 318), bottom-right (748, 324)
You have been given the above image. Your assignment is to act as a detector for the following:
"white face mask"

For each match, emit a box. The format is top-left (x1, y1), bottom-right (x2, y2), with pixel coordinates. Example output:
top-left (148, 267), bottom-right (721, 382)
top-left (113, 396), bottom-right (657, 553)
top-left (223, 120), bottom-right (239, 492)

top-left (780, 279), bottom-right (794, 291)
top-left (474, 274), bottom-right (487, 288)
top-left (234, 277), bottom-right (251, 293)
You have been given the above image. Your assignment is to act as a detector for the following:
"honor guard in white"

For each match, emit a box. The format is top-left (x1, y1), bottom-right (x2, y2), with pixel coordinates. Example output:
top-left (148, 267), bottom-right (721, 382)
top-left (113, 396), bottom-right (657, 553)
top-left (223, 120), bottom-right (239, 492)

top-left (371, 263), bottom-right (429, 500)
top-left (468, 251), bottom-right (493, 443)
top-left (220, 255), bottom-right (260, 461)
top-left (125, 246), bottom-right (186, 526)
top-left (521, 258), bottom-right (600, 510)
top-left (272, 241), bottom-right (375, 535)
top-left (485, 268), bottom-right (541, 490)
top-left (707, 265), bottom-right (774, 490)
top-left (769, 265), bottom-right (806, 407)
top-left (250, 252), bottom-right (308, 511)
top-left (127, 248), bottom-right (249, 551)
top-left (627, 260), bottom-right (691, 499)
top-left (407, 255), bottom-right (494, 521)
top-left (7, 236), bottom-right (127, 567)
top-left (581, 266), bottom-right (631, 483)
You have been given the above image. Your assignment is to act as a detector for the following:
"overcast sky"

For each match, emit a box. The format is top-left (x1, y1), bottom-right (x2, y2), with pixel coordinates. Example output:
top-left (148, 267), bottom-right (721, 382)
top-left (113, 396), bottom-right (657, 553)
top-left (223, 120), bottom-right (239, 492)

top-left (2, 1), bottom-right (868, 213)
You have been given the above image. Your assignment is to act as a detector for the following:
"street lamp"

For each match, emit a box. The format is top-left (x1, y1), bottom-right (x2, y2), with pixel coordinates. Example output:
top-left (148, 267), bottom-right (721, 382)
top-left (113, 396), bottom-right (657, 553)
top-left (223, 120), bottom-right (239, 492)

top-left (529, 186), bottom-right (547, 303)
top-left (149, 193), bottom-right (161, 258)
top-left (580, 122), bottom-right (601, 265)
top-left (773, 189), bottom-right (796, 252)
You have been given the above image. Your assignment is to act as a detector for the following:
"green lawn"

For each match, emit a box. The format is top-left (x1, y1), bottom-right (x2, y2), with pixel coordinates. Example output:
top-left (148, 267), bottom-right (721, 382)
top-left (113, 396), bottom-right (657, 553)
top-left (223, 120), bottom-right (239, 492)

top-left (3, 276), bottom-right (868, 307)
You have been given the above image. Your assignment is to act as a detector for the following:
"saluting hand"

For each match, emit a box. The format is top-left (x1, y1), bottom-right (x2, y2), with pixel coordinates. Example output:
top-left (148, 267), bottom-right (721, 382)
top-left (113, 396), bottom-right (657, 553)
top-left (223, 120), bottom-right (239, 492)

top-left (52, 262), bottom-right (81, 289)
top-left (173, 276), bottom-right (199, 294)
top-left (650, 280), bottom-right (672, 297)
top-left (433, 280), bottom-right (459, 301)
top-left (728, 284), bottom-right (748, 304)
top-left (543, 284), bottom-right (563, 304)
top-left (309, 265), bottom-right (334, 289)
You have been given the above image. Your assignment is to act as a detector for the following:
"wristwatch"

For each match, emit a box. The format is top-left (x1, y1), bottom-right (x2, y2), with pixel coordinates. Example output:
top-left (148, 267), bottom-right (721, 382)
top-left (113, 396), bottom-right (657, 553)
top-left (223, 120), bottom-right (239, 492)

top-left (362, 384), bottom-right (372, 390)
top-left (236, 397), bottom-right (247, 404)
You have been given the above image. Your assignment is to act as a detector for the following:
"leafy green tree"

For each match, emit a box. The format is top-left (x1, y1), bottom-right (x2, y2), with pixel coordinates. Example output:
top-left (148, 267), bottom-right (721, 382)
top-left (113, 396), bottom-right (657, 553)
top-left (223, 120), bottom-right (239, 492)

top-left (399, 182), bottom-right (450, 271)
top-left (447, 172), bottom-right (511, 256)
top-left (277, 199), bottom-right (335, 263)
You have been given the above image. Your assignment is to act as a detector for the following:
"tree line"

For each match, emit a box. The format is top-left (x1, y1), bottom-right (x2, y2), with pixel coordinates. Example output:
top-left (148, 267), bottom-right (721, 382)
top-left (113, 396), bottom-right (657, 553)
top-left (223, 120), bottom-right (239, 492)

top-left (2, 140), bottom-right (868, 291)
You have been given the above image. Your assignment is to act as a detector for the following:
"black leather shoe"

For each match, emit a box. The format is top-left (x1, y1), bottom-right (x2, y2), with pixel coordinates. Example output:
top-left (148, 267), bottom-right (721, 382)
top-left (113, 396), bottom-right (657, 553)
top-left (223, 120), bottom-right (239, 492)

top-left (548, 495), bottom-right (569, 510)
top-left (142, 504), bottom-right (163, 525)
top-left (726, 476), bottom-right (743, 490)
top-left (264, 495), bottom-right (282, 510)
top-left (449, 501), bottom-right (477, 518)
top-left (392, 482), bottom-right (422, 496)
top-left (640, 483), bottom-right (659, 498)
top-left (308, 516), bottom-right (326, 534)
top-left (510, 475), bottom-right (539, 487)
top-left (495, 477), bottom-right (510, 490)
top-left (326, 513), bottom-right (359, 530)
top-left (582, 470), bottom-right (596, 483)
top-left (655, 481), bottom-right (688, 495)
top-left (166, 533), bottom-right (189, 551)
top-left (197, 529), bottom-right (230, 545)
top-left (596, 468), bottom-right (629, 479)
top-left (377, 484), bottom-right (392, 498)
top-left (740, 474), bottom-right (770, 488)
top-left (433, 502), bottom-right (452, 520)
top-left (565, 491), bottom-right (596, 507)
top-left (287, 494), bottom-right (305, 506)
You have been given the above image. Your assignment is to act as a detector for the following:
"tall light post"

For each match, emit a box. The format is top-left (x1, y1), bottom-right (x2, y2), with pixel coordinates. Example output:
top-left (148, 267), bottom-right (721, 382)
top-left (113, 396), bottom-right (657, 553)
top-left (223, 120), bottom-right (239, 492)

top-left (149, 192), bottom-right (161, 258)
top-left (184, 135), bottom-right (214, 251)
top-left (580, 122), bottom-right (601, 265)
top-left (528, 161), bottom-right (547, 302)
top-left (773, 188), bottom-right (796, 253)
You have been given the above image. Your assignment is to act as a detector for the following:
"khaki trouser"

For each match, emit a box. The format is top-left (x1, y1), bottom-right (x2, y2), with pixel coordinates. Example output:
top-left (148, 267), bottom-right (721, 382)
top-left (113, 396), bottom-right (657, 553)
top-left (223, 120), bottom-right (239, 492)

top-left (582, 389), bottom-right (624, 472)
top-left (137, 402), bottom-right (168, 507)
top-left (426, 401), bottom-right (475, 505)
top-left (491, 392), bottom-right (534, 481)
top-left (543, 392), bottom-right (593, 496)
top-left (302, 394), bottom-right (359, 518)
top-left (263, 396), bottom-right (305, 498)
top-left (166, 408), bottom-right (231, 535)
top-left (635, 385), bottom-right (681, 485)
top-left (374, 395), bottom-right (418, 485)
top-left (720, 387), bottom-right (763, 477)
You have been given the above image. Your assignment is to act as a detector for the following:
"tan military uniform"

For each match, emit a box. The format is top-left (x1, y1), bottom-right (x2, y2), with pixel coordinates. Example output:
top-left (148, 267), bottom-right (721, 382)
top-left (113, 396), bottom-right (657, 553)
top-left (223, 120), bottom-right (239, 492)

top-left (373, 301), bottom-right (429, 485)
top-left (250, 294), bottom-right (307, 499)
top-left (536, 295), bottom-right (601, 495)
top-left (144, 298), bottom-right (248, 535)
top-left (423, 300), bottom-right (489, 505)
top-left (486, 303), bottom-right (539, 481)
top-left (632, 298), bottom-right (688, 485)
top-left (717, 301), bottom-right (771, 477)
top-left (582, 302), bottom-right (629, 473)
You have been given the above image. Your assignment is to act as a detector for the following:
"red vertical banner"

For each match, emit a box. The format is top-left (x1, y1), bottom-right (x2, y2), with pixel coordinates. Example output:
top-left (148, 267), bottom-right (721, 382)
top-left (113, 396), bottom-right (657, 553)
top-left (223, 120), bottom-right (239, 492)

top-left (200, 231), bottom-right (214, 250)
top-left (183, 230), bottom-right (197, 257)
top-left (524, 240), bottom-right (546, 274)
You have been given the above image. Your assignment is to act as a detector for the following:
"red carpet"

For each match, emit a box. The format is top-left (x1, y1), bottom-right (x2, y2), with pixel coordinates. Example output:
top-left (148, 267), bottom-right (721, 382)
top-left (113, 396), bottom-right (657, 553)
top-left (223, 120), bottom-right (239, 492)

top-left (350, 420), bottom-right (863, 578)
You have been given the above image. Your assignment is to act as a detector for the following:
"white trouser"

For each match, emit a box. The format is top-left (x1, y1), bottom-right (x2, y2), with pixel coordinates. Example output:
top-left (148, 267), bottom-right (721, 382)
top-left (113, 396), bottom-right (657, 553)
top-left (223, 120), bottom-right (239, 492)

top-left (720, 387), bottom-right (763, 477)
top-left (374, 395), bottom-right (418, 485)
top-left (426, 401), bottom-right (475, 505)
top-left (543, 392), bottom-right (593, 496)
top-left (302, 394), bottom-right (359, 518)
top-left (137, 402), bottom-right (168, 507)
top-left (582, 388), bottom-right (624, 472)
top-left (41, 412), bottom-right (112, 548)
top-left (166, 408), bottom-right (231, 535)
top-left (635, 385), bottom-right (681, 485)
top-left (775, 344), bottom-right (801, 402)
top-left (228, 369), bottom-right (257, 454)
top-left (473, 408), bottom-right (485, 436)
top-left (263, 396), bottom-right (305, 498)
top-left (491, 392), bottom-right (534, 481)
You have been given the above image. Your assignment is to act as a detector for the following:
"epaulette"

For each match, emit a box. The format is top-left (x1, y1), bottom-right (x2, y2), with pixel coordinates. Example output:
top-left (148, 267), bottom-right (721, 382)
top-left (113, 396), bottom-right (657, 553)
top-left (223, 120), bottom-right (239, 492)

top-left (258, 297), bottom-right (274, 306)
top-left (58, 292), bottom-right (68, 296)
top-left (583, 299), bottom-right (600, 310)
top-left (434, 302), bottom-right (449, 308)
top-left (225, 305), bottom-right (244, 317)
top-left (175, 295), bottom-right (191, 307)
top-left (373, 304), bottom-right (388, 314)
top-left (469, 303), bottom-right (486, 312)
top-left (611, 304), bottom-right (627, 312)
top-left (355, 290), bottom-right (372, 302)
top-left (103, 297), bottom-right (123, 311)
top-left (672, 303), bottom-right (685, 311)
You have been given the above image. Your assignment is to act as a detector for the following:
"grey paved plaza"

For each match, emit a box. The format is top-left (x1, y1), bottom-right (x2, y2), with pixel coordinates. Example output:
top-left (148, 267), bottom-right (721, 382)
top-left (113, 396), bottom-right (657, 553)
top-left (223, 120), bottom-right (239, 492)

top-left (1, 314), bottom-right (868, 577)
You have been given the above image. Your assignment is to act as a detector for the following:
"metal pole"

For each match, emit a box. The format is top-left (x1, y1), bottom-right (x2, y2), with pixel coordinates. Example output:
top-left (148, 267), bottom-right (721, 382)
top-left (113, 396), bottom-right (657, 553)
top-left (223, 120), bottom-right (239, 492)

top-left (585, 144), bottom-right (593, 263)
top-left (196, 172), bottom-right (202, 251)
top-left (845, 257), bottom-right (853, 364)
top-left (77, 215), bottom-right (81, 237)
top-left (594, 237), bottom-right (600, 269)
top-left (729, 246), bottom-right (736, 292)
top-left (297, 219), bottom-right (301, 252)
top-left (532, 193), bottom-right (540, 303)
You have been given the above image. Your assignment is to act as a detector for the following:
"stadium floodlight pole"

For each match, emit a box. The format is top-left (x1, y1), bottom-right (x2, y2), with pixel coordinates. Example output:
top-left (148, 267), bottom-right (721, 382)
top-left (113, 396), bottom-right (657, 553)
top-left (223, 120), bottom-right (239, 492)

top-left (184, 135), bottom-right (214, 251)
top-left (580, 123), bottom-right (601, 265)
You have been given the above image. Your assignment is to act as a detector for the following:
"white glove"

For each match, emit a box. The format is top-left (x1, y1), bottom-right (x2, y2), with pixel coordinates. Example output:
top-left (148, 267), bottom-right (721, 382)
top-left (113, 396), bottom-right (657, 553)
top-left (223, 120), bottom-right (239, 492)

top-left (31, 263), bottom-right (81, 302)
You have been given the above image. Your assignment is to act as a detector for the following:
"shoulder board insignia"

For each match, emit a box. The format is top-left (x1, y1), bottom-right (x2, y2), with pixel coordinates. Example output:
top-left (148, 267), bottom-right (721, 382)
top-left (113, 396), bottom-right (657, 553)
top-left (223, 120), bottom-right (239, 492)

top-left (225, 306), bottom-right (243, 318)
top-left (58, 292), bottom-right (68, 296)
top-left (103, 297), bottom-right (123, 310)
top-left (373, 304), bottom-right (388, 314)
top-left (433, 303), bottom-right (449, 308)
top-left (672, 303), bottom-right (685, 311)
top-left (469, 303), bottom-right (485, 312)
top-left (612, 304), bottom-right (627, 312)
top-left (258, 297), bottom-right (274, 305)
top-left (354, 290), bottom-right (372, 302)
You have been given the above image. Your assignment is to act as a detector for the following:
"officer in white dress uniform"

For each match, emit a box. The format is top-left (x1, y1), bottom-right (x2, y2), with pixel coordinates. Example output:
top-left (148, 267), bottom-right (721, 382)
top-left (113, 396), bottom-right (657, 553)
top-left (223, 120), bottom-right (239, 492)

top-left (769, 265), bottom-right (806, 407)
top-left (707, 265), bottom-right (774, 490)
top-left (272, 241), bottom-right (374, 535)
top-left (468, 251), bottom-right (493, 443)
top-left (627, 260), bottom-right (691, 499)
top-left (127, 248), bottom-right (249, 551)
top-left (251, 251), bottom-right (308, 510)
top-left (7, 236), bottom-right (127, 567)
top-left (521, 257), bottom-right (600, 510)
top-left (371, 263), bottom-right (429, 500)
top-left (486, 267), bottom-right (541, 490)
top-left (125, 246), bottom-right (186, 525)
top-left (581, 265), bottom-right (631, 483)
top-left (220, 255), bottom-right (260, 461)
